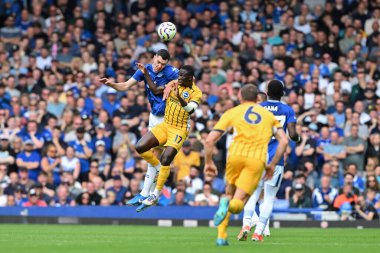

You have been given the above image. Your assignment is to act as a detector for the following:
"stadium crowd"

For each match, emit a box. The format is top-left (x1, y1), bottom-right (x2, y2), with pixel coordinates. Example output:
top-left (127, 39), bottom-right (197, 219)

top-left (0, 0), bottom-right (379, 220)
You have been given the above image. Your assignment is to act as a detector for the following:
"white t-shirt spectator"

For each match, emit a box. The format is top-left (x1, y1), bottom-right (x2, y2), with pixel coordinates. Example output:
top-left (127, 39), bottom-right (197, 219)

top-left (61, 156), bottom-right (80, 173)
top-left (36, 55), bottom-right (52, 70)
top-left (304, 93), bottom-right (315, 110)
top-left (184, 177), bottom-right (203, 195)
top-left (326, 80), bottom-right (352, 96)
top-left (195, 193), bottom-right (219, 206)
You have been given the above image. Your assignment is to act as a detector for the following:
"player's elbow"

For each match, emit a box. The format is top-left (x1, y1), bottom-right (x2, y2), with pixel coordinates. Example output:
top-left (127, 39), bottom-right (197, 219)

top-left (281, 137), bottom-right (289, 147)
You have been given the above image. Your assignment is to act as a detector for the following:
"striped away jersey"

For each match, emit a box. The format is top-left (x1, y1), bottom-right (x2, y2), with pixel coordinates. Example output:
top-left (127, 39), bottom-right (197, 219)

top-left (164, 83), bottom-right (202, 130)
top-left (213, 102), bottom-right (282, 164)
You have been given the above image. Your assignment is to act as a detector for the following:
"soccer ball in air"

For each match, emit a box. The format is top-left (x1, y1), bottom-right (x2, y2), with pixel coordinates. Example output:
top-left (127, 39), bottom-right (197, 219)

top-left (157, 22), bottom-right (177, 41)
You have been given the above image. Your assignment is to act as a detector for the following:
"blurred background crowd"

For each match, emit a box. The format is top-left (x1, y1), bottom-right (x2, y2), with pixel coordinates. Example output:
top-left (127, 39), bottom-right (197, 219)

top-left (0, 0), bottom-right (379, 220)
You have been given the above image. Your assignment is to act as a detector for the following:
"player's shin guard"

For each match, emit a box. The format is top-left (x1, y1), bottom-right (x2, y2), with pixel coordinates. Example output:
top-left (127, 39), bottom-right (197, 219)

top-left (153, 165), bottom-right (170, 196)
top-left (228, 199), bottom-right (244, 214)
top-left (141, 164), bottom-right (158, 197)
top-left (217, 212), bottom-right (231, 239)
top-left (140, 150), bottom-right (160, 167)
top-left (149, 165), bottom-right (160, 194)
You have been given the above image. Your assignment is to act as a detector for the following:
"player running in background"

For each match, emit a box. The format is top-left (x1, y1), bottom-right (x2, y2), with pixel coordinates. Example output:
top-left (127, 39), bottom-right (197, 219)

top-left (133, 65), bottom-right (202, 212)
top-left (237, 80), bottom-right (301, 242)
top-left (99, 49), bottom-right (178, 206)
top-left (204, 84), bottom-right (288, 246)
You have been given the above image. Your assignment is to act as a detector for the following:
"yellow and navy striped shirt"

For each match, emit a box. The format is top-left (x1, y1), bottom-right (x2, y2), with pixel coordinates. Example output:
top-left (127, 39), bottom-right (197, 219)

top-left (164, 84), bottom-right (202, 130)
top-left (213, 102), bottom-right (281, 163)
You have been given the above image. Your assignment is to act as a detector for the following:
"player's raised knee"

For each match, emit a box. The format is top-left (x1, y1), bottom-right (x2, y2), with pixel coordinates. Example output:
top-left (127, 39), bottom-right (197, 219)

top-left (160, 147), bottom-right (177, 166)
top-left (228, 199), bottom-right (244, 214)
top-left (135, 141), bottom-right (145, 154)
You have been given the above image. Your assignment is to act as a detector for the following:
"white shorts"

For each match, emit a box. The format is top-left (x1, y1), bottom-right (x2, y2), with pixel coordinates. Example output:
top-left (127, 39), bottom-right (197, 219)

top-left (261, 165), bottom-right (284, 188)
top-left (148, 113), bottom-right (164, 130)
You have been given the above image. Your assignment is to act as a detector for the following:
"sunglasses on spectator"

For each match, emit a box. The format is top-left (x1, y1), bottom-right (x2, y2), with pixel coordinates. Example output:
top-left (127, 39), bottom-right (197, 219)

top-left (302, 130), bottom-right (309, 133)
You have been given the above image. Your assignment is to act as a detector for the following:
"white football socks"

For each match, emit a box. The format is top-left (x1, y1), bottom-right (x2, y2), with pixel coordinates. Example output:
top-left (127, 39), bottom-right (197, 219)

top-left (141, 163), bottom-right (160, 197)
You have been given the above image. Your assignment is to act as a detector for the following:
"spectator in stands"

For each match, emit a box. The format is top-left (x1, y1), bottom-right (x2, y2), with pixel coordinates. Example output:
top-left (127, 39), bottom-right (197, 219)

top-left (344, 112), bottom-right (369, 140)
top-left (41, 144), bottom-right (61, 186)
top-left (344, 124), bottom-right (367, 172)
top-left (93, 140), bottom-right (111, 179)
top-left (295, 125), bottom-right (316, 165)
top-left (16, 140), bottom-right (41, 182)
top-left (333, 183), bottom-right (358, 210)
top-left (328, 161), bottom-right (342, 189)
top-left (312, 176), bottom-right (338, 210)
top-left (345, 163), bottom-right (365, 193)
top-left (366, 133), bottom-right (380, 162)
top-left (194, 182), bottom-right (219, 206)
top-left (80, 182), bottom-right (101, 206)
top-left (60, 146), bottom-right (80, 180)
top-left (171, 190), bottom-right (189, 206)
top-left (68, 127), bottom-right (93, 182)
top-left (184, 165), bottom-right (203, 196)
top-left (289, 183), bottom-right (312, 208)
top-left (106, 175), bottom-right (127, 205)
top-left (23, 188), bottom-right (47, 207)
top-left (50, 185), bottom-right (75, 207)
top-left (353, 194), bottom-right (379, 220)
top-left (18, 167), bottom-right (34, 191)
top-left (173, 140), bottom-right (200, 182)
top-left (322, 131), bottom-right (346, 164)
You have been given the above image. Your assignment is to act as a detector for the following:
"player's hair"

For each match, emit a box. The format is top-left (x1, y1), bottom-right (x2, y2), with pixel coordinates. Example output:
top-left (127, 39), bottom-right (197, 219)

top-left (156, 49), bottom-right (170, 61)
top-left (267, 79), bottom-right (284, 100)
top-left (180, 65), bottom-right (195, 77)
top-left (240, 84), bottom-right (258, 102)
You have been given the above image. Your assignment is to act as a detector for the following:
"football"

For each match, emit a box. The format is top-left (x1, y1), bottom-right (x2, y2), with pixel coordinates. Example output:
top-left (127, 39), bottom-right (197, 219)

top-left (157, 22), bottom-right (177, 41)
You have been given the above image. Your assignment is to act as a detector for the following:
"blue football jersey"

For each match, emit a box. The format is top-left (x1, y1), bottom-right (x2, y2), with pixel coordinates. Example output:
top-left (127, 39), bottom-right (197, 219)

top-left (132, 64), bottom-right (179, 116)
top-left (260, 100), bottom-right (297, 166)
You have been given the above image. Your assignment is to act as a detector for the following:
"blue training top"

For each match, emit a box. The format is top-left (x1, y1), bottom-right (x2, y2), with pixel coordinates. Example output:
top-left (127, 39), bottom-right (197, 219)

top-left (260, 100), bottom-right (297, 166)
top-left (132, 64), bottom-right (179, 116)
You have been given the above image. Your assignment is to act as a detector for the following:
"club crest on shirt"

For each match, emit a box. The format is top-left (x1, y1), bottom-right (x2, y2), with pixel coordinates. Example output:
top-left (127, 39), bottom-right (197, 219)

top-left (182, 91), bottom-right (189, 99)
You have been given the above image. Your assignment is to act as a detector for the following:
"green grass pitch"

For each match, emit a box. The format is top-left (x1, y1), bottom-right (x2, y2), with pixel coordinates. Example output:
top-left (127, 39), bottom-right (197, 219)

top-left (1, 224), bottom-right (379, 253)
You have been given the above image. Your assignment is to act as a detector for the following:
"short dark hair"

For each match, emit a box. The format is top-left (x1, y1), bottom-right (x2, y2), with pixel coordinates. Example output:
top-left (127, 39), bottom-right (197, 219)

top-left (267, 79), bottom-right (284, 100)
top-left (240, 84), bottom-right (258, 102)
top-left (180, 65), bottom-right (195, 77)
top-left (156, 49), bottom-right (170, 61)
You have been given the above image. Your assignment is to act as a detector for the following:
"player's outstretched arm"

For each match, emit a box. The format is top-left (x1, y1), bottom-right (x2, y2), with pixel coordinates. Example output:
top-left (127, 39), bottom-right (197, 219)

top-left (99, 77), bottom-right (137, 91)
top-left (264, 128), bottom-right (288, 181)
top-left (136, 63), bottom-right (165, 95)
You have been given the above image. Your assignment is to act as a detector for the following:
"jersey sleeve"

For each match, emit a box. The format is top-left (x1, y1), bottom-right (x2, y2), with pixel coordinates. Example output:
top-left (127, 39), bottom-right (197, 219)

top-left (167, 67), bottom-right (179, 82)
top-left (132, 69), bottom-right (144, 82)
top-left (287, 107), bottom-right (297, 124)
top-left (213, 110), bottom-right (233, 132)
top-left (190, 86), bottom-right (202, 105)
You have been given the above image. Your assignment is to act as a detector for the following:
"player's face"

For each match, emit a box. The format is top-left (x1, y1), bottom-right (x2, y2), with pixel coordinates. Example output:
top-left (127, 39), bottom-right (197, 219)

top-left (152, 55), bottom-right (168, 73)
top-left (178, 70), bottom-right (193, 88)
